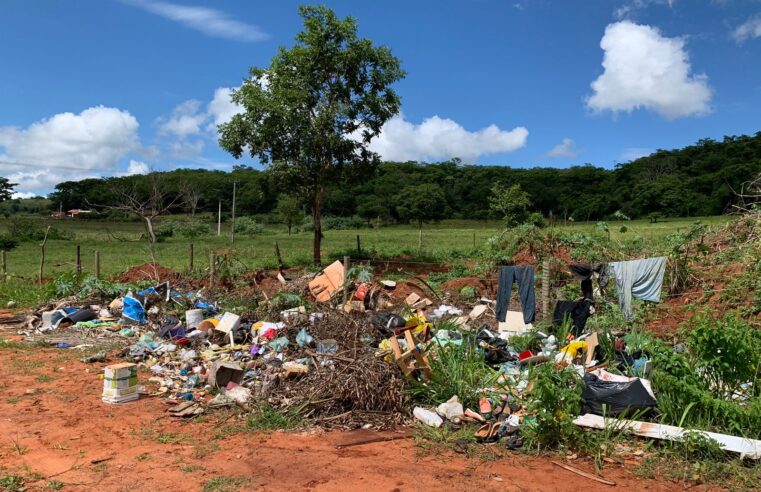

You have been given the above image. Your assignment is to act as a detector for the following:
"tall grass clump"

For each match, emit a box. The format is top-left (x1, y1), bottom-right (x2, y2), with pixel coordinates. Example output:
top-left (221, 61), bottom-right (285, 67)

top-left (408, 329), bottom-right (498, 408)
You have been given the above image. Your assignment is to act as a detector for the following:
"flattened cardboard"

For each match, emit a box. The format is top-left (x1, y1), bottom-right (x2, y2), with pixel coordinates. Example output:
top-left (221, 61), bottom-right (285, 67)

top-left (308, 261), bottom-right (345, 302)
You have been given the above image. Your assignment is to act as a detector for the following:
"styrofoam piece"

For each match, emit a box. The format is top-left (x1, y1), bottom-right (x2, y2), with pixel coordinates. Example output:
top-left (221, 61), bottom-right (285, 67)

top-left (215, 312), bottom-right (241, 334)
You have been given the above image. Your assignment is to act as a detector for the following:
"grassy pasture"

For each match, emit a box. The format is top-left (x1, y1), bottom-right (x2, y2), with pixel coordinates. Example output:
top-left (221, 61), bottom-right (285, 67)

top-left (0, 216), bottom-right (728, 280)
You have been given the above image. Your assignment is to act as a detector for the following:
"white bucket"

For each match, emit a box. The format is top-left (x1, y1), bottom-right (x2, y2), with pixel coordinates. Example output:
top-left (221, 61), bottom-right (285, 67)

top-left (185, 309), bottom-right (204, 330)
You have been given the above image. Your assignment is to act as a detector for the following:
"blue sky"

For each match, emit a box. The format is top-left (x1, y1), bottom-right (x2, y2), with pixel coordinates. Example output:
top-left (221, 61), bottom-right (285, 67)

top-left (1, 0), bottom-right (760, 196)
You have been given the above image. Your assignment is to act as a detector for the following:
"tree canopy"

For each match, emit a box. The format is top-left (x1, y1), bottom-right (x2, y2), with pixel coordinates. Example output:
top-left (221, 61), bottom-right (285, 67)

top-left (218, 5), bottom-right (405, 264)
top-left (44, 131), bottom-right (761, 223)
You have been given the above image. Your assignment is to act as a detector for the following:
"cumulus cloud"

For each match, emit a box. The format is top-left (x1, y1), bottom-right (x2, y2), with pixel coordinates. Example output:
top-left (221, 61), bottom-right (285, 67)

top-left (586, 21), bottom-right (711, 119)
top-left (208, 87), bottom-right (243, 128)
top-left (0, 106), bottom-right (140, 194)
top-left (122, 0), bottom-right (268, 42)
top-left (157, 87), bottom-right (242, 158)
top-left (366, 114), bottom-right (528, 163)
top-left (157, 100), bottom-right (205, 137)
top-left (732, 15), bottom-right (761, 43)
top-left (117, 160), bottom-right (151, 176)
top-left (548, 138), bottom-right (579, 158)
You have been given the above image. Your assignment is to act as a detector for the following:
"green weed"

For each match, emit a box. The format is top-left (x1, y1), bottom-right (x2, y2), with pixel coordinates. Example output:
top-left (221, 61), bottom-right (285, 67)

top-left (135, 453), bottom-right (151, 462)
top-left (155, 433), bottom-right (192, 445)
top-left (46, 480), bottom-right (64, 490)
top-left (408, 331), bottom-right (499, 409)
top-left (202, 476), bottom-right (249, 492)
top-left (245, 404), bottom-right (301, 432)
top-left (0, 474), bottom-right (26, 492)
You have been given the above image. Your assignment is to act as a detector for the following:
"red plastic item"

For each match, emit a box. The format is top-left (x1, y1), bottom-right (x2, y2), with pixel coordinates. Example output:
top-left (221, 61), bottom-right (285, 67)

top-left (518, 350), bottom-right (534, 361)
top-left (354, 283), bottom-right (370, 301)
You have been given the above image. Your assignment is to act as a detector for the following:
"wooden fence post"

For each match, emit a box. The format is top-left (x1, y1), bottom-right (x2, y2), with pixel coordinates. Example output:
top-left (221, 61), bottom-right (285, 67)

top-left (95, 251), bottom-right (101, 278)
top-left (209, 251), bottom-right (216, 287)
top-left (1, 250), bottom-right (6, 283)
top-left (418, 228), bottom-right (423, 254)
top-left (76, 245), bottom-right (81, 275)
top-left (542, 259), bottom-right (550, 320)
top-left (189, 243), bottom-right (194, 271)
top-left (274, 242), bottom-right (283, 269)
top-left (473, 232), bottom-right (476, 248)
top-left (342, 255), bottom-right (351, 304)
top-left (356, 234), bottom-right (361, 256)
top-left (39, 226), bottom-right (51, 285)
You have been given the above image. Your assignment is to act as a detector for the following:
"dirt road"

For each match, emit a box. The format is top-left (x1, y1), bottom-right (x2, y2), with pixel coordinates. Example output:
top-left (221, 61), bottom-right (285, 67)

top-left (0, 341), bottom-right (680, 491)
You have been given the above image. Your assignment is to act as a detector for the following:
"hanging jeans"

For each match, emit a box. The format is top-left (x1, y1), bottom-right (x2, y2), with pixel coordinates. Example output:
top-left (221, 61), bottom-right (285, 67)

top-left (495, 266), bottom-right (535, 324)
top-left (610, 257), bottom-right (667, 321)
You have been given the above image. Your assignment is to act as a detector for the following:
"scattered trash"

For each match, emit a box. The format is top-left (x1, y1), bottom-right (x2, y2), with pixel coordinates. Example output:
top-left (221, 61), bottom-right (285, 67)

top-left (413, 407), bottom-right (443, 427)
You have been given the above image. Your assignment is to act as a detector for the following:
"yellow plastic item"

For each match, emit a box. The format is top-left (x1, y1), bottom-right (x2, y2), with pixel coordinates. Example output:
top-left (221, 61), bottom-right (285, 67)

top-left (558, 340), bottom-right (588, 360)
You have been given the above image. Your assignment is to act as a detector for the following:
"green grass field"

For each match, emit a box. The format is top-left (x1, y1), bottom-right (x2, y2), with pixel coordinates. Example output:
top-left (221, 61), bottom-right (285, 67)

top-left (0, 215), bottom-right (729, 280)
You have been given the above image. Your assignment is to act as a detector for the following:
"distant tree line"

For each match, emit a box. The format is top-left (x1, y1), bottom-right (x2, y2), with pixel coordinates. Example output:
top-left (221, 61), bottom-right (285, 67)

top-left (46, 132), bottom-right (761, 222)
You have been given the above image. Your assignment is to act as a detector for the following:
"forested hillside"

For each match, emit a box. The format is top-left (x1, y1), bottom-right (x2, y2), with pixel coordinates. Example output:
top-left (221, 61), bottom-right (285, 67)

top-left (47, 132), bottom-right (761, 221)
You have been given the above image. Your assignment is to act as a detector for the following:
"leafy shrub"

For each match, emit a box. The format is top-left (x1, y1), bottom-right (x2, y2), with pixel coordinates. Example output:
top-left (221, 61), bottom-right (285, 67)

top-left (522, 363), bottom-right (584, 449)
top-left (7, 218), bottom-right (73, 241)
top-left (685, 312), bottom-right (761, 399)
top-left (233, 216), bottom-right (263, 235)
top-left (526, 212), bottom-right (546, 228)
top-left (154, 221), bottom-right (176, 240)
top-left (0, 234), bottom-right (18, 250)
top-left (174, 220), bottom-right (210, 239)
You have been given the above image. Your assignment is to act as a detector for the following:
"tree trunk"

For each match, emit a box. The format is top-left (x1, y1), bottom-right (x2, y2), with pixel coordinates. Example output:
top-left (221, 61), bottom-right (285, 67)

top-left (144, 217), bottom-right (157, 244)
top-left (311, 197), bottom-right (322, 266)
top-left (288, 224), bottom-right (292, 236)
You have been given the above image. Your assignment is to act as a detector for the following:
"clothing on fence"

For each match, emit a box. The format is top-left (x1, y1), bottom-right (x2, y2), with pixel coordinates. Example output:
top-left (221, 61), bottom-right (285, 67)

top-left (495, 266), bottom-right (535, 324)
top-left (553, 299), bottom-right (594, 337)
top-left (569, 263), bottom-right (608, 300)
top-left (609, 257), bottom-right (667, 320)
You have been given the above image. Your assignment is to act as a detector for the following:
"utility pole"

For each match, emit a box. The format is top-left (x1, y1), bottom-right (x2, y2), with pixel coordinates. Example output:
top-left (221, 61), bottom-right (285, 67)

top-left (230, 181), bottom-right (237, 244)
top-left (217, 200), bottom-right (221, 236)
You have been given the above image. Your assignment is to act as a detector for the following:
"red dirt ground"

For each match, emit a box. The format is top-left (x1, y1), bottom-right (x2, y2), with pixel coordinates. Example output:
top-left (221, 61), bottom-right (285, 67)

top-left (0, 324), bottom-right (681, 492)
top-left (439, 277), bottom-right (498, 298)
top-left (0, 325), bottom-right (688, 492)
top-left (118, 263), bottom-right (184, 284)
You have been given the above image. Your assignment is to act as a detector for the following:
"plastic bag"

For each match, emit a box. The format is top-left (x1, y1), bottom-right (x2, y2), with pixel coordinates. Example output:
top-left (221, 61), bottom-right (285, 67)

top-left (581, 373), bottom-right (657, 416)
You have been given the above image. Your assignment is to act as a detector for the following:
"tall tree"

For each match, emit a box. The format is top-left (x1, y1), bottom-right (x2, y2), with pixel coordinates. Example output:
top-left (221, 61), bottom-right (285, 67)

top-left (489, 183), bottom-right (531, 228)
top-left (0, 177), bottom-right (17, 202)
top-left (396, 183), bottom-right (447, 231)
top-left (274, 194), bottom-right (302, 235)
top-left (218, 5), bottom-right (404, 264)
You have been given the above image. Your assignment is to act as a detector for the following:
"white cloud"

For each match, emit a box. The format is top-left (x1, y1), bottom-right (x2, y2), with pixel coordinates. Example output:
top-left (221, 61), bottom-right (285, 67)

top-left (620, 147), bottom-right (654, 161)
top-left (547, 138), bottom-right (579, 158)
top-left (732, 15), bottom-right (761, 43)
top-left (614, 0), bottom-right (676, 20)
top-left (12, 191), bottom-right (38, 199)
top-left (123, 0), bottom-right (268, 42)
top-left (207, 87), bottom-right (243, 128)
top-left (157, 100), bottom-right (205, 137)
top-left (0, 106), bottom-right (140, 194)
top-left (366, 114), bottom-right (528, 163)
top-left (119, 160), bottom-right (151, 176)
top-left (586, 21), bottom-right (712, 119)
top-left (156, 88), bottom-right (242, 158)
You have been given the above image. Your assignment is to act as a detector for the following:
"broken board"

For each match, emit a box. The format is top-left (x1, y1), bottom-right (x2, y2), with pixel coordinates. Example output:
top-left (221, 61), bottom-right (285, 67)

top-left (573, 413), bottom-right (761, 460)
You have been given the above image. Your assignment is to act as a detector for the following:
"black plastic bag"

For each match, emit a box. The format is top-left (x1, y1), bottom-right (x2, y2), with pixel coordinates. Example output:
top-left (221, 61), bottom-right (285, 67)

top-left (581, 373), bottom-right (657, 416)
top-left (369, 312), bottom-right (406, 337)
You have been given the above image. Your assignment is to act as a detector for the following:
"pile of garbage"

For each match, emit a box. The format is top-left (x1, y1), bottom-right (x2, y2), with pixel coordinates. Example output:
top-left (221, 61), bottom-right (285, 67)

top-left (18, 259), bottom-right (761, 459)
